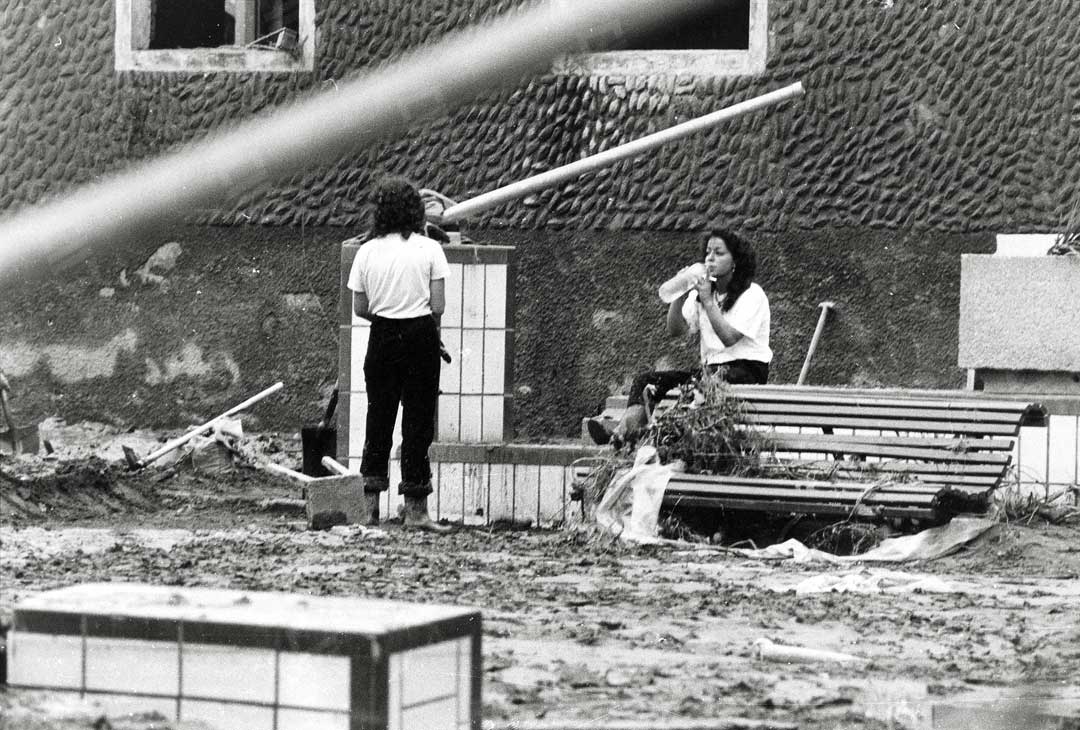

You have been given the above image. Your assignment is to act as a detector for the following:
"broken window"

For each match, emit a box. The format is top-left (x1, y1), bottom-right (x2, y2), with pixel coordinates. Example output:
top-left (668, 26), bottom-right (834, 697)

top-left (553, 0), bottom-right (765, 77)
top-left (148, 0), bottom-right (235, 49)
top-left (146, 0), bottom-right (299, 49)
top-left (623, 0), bottom-right (751, 51)
top-left (116, 0), bottom-right (312, 72)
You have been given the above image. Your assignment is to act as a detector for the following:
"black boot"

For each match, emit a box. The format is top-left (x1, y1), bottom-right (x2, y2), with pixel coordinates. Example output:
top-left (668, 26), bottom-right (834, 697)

top-left (401, 494), bottom-right (453, 533)
top-left (586, 418), bottom-right (616, 445)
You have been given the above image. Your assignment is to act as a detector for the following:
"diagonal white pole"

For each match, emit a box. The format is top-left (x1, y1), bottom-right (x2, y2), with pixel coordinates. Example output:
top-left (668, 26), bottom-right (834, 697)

top-left (0, 0), bottom-right (713, 286)
top-left (442, 82), bottom-right (806, 222)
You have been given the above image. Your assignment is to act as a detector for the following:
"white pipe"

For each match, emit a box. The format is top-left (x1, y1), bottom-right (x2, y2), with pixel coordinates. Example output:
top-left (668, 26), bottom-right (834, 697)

top-left (441, 82), bottom-right (805, 222)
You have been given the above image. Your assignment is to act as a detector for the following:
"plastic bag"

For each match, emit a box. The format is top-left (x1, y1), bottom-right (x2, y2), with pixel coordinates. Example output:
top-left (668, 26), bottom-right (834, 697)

top-left (594, 446), bottom-right (674, 543)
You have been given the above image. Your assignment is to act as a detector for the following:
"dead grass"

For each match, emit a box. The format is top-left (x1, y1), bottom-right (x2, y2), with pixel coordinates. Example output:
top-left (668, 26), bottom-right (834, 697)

top-left (994, 473), bottom-right (1080, 526)
top-left (650, 373), bottom-right (772, 476)
top-left (1048, 198), bottom-right (1080, 254)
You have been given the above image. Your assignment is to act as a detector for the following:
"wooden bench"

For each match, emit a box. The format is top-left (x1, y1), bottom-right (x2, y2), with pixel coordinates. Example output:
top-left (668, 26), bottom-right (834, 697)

top-left (576, 385), bottom-right (1047, 524)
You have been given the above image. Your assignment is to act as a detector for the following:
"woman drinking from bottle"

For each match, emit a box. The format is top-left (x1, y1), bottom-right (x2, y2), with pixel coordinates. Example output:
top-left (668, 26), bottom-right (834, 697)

top-left (588, 227), bottom-right (771, 448)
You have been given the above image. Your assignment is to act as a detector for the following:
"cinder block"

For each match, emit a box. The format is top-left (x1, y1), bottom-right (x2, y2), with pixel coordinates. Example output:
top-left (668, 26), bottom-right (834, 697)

top-left (7, 583), bottom-right (482, 730)
top-left (305, 474), bottom-right (369, 527)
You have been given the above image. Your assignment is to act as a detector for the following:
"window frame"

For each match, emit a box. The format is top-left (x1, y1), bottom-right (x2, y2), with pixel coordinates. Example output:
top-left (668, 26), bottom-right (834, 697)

top-left (551, 0), bottom-right (767, 77)
top-left (114, 0), bottom-right (315, 73)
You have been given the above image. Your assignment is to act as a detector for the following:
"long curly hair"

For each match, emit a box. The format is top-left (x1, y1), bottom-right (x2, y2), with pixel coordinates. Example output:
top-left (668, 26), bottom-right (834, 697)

top-left (370, 177), bottom-right (425, 238)
top-left (703, 227), bottom-right (757, 312)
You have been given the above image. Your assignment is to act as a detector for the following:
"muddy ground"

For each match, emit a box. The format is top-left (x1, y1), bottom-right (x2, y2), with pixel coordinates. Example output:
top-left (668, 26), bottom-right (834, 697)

top-left (2, 421), bottom-right (1079, 730)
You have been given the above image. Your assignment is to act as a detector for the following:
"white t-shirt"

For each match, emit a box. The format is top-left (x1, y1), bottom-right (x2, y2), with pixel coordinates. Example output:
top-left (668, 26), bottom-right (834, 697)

top-left (682, 282), bottom-right (772, 365)
top-left (347, 233), bottom-right (450, 319)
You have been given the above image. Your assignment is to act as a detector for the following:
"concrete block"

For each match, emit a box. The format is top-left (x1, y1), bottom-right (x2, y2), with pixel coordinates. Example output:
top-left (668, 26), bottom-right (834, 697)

top-left (959, 254), bottom-right (1080, 371)
top-left (7, 583), bottom-right (482, 730)
top-left (305, 474), bottom-right (369, 527)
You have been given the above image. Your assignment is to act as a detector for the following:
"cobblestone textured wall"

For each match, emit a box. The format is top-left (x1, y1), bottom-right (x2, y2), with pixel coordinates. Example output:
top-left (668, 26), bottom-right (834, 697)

top-left (2, 0), bottom-right (1078, 435)
top-left (3, 0), bottom-right (1078, 229)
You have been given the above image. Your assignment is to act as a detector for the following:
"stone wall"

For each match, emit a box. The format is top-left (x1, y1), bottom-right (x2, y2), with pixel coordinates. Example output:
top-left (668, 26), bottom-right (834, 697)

top-left (1, 0), bottom-right (1078, 435)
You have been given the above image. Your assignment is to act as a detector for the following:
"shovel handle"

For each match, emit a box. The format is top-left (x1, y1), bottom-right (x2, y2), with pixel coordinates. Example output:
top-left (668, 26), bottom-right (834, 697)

top-left (0, 389), bottom-right (16, 437)
top-left (318, 387), bottom-right (339, 429)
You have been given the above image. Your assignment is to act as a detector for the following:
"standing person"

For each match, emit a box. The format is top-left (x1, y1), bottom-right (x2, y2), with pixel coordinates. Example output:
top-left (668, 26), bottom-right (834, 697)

top-left (588, 228), bottom-right (771, 448)
top-left (348, 177), bottom-right (451, 532)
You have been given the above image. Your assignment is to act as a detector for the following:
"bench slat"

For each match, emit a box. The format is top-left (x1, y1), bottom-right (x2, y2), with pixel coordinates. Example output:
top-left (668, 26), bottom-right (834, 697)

top-left (758, 464), bottom-right (1002, 488)
top-left (743, 402), bottom-right (1028, 425)
top-left (813, 466), bottom-right (1002, 489)
top-left (763, 435), bottom-right (1012, 464)
top-left (728, 386), bottom-right (1046, 421)
top-left (767, 433), bottom-right (1014, 452)
top-left (742, 414), bottom-right (1018, 436)
top-left (662, 494), bottom-right (938, 521)
top-left (668, 476), bottom-right (941, 501)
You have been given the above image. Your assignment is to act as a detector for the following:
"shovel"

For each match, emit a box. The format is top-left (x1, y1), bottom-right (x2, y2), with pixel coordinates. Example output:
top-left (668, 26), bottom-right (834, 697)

top-left (301, 385), bottom-right (339, 478)
top-left (0, 382), bottom-right (40, 456)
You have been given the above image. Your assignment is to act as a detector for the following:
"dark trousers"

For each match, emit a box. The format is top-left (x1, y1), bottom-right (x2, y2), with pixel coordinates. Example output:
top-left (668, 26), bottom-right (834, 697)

top-left (626, 359), bottom-right (769, 407)
top-left (361, 315), bottom-right (440, 498)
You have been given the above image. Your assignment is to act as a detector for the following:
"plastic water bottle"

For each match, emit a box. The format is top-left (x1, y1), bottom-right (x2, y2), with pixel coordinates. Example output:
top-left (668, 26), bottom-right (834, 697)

top-left (658, 262), bottom-right (707, 303)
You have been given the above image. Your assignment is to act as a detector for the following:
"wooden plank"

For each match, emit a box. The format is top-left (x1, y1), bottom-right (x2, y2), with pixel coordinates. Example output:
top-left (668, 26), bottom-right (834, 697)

top-left (661, 494), bottom-right (937, 521)
top-left (672, 472), bottom-right (941, 493)
top-left (827, 469), bottom-right (1001, 489)
top-left (728, 385), bottom-right (1043, 414)
top-left (741, 413), bottom-right (1018, 436)
top-left (743, 402), bottom-right (1026, 425)
top-left (765, 434), bottom-right (1015, 451)
top-left (772, 459), bottom-right (1008, 477)
top-left (761, 436), bottom-right (1013, 464)
top-left (666, 479), bottom-right (940, 504)
top-left (758, 464), bottom-right (1001, 489)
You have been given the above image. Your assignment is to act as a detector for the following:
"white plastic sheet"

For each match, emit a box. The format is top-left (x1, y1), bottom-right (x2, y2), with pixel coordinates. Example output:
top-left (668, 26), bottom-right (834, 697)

top-left (594, 446), bottom-right (673, 543)
top-left (730, 517), bottom-right (998, 564)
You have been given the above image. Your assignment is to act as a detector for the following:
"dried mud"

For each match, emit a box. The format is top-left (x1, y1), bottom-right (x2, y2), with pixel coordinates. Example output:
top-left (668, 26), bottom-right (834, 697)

top-left (2, 423), bottom-right (1079, 730)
